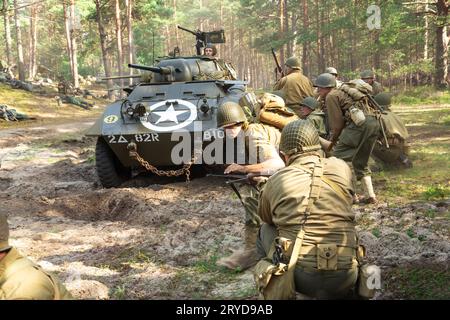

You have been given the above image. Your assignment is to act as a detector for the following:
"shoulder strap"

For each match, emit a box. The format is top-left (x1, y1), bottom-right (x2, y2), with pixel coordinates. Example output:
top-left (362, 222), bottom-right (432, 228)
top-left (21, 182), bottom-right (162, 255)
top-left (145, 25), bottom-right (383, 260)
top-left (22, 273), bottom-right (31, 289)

top-left (287, 159), bottom-right (324, 270)
top-left (320, 176), bottom-right (349, 203)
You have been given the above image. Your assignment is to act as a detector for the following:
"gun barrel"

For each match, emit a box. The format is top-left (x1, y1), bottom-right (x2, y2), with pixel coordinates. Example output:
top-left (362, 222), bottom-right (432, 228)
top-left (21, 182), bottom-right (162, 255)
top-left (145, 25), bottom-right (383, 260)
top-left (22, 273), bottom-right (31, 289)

top-left (101, 75), bottom-right (142, 80)
top-left (177, 25), bottom-right (197, 36)
top-left (128, 64), bottom-right (171, 75)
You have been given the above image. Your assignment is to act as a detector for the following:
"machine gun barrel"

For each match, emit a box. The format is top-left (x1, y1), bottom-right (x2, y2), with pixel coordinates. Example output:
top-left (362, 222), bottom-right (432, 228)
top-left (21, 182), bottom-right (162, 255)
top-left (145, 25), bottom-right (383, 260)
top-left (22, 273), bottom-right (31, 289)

top-left (128, 64), bottom-right (171, 75)
top-left (177, 25), bottom-right (198, 36)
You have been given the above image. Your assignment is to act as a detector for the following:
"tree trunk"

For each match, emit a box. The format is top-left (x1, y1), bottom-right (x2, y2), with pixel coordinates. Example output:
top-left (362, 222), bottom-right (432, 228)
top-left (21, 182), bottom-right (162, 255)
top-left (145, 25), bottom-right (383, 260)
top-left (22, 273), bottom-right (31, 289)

top-left (70, 0), bottom-right (79, 88)
top-left (278, 0), bottom-right (285, 67)
top-left (424, 1), bottom-right (429, 60)
top-left (125, 0), bottom-right (134, 85)
top-left (63, 2), bottom-right (73, 78)
top-left (13, 0), bottom-right (25, 81)
top-left (434, 0), bottom-right (449, 88)
top-left (302, 0), bottom-right (309, 76)
top-left (284, 0), bottom-right (291, 57)
top-left (95, 0), bottom-right (114, 99)
top-left (3, 0), bottom-right (13, 67)
top-left (114, 0), bottom-right (124, 95)
top-left (28, 3), bottom-right (38, 79)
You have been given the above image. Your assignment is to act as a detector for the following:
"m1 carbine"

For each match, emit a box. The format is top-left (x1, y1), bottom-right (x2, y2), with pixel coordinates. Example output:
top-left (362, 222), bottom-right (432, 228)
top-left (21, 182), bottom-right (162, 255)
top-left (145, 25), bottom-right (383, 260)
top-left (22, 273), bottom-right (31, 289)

top-left (271, 48), bottom-right (285, 80)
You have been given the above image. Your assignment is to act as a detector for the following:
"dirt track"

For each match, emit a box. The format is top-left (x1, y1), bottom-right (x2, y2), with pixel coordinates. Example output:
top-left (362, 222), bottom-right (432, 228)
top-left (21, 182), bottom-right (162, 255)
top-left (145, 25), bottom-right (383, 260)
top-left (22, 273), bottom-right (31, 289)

top-left (0, 120), bottom-right (449, 299)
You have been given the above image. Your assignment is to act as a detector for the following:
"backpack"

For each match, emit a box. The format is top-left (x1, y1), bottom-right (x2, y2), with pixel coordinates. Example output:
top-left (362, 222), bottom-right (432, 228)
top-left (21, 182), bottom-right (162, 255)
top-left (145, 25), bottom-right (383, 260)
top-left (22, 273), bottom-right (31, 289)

top-left (254, 93), bottom-right (299, 130)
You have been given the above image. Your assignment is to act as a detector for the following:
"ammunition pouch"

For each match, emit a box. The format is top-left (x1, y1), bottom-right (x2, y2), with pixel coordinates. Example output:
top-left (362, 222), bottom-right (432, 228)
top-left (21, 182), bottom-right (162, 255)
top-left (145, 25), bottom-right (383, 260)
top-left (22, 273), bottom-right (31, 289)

top-left (254, 258), bottom-right (296, 300)
top-left (317, 244), bottom-right (338, 270)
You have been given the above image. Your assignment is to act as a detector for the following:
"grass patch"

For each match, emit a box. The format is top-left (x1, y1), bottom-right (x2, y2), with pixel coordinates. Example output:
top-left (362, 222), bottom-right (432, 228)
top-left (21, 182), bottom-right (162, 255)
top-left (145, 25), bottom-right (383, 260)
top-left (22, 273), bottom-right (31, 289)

top-left (111, 285), bottom-right (127, 300)
top-left (372, 228), bottom-right (381, 238)
top-left (384, 267), bottom-right (450, 299)
top-left (393, 86), bottom-right (450, 105)
top-left (423, 185), bottom-right (450, 201)
top-left (373, 103), bottom-right (449, 204)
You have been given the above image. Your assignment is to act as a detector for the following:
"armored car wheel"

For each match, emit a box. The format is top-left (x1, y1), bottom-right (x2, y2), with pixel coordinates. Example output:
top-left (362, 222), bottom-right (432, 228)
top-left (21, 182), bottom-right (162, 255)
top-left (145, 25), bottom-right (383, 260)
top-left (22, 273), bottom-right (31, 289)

top-left (95, 137), bottom-right (131, 188)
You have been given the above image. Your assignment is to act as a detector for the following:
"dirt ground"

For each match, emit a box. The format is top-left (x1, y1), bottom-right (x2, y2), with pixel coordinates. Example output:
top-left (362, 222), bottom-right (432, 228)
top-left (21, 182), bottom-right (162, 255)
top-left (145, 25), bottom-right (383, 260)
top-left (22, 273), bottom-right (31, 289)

top-left (0, 108), bottom-right (449, 299)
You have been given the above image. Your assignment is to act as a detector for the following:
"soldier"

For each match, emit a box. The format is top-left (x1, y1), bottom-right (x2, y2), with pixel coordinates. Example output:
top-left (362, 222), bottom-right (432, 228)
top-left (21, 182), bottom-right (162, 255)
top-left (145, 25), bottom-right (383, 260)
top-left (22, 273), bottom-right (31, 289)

top-left (0, 212), bottom-right (72, 300)
top-left (255, 120), bottom-right (360, 299)
top-left (325, 67), bottom-right (343, 88)
top-left (372, 92), bottom-right (412, 168)
top-left (56, 95), bottom-right (94, 110)
top-left (273, 56), bottom-right (315, 117)
top-left (300, 97), bottom-right (328, 139)
top-left (315, 73), bottom-right (380, 204)
top-left (360, 70), bottom-right (383, 95)
top-left (217, 101), bottom-right (285, 225)
top-left (203, 44), bottom-right (217, 57)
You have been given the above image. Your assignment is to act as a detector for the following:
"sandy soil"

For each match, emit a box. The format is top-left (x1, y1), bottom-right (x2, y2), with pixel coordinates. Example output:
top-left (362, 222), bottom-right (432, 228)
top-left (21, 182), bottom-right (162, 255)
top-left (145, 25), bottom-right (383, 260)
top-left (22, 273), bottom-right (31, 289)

top-left (0, 119), bottom-right (448, 299)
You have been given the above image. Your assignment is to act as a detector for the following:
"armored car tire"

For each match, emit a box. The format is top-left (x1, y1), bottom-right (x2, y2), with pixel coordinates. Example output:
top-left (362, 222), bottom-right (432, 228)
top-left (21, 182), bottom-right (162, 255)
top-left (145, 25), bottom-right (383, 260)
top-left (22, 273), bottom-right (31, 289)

top-left (95, 137), bottom-right (131, 188)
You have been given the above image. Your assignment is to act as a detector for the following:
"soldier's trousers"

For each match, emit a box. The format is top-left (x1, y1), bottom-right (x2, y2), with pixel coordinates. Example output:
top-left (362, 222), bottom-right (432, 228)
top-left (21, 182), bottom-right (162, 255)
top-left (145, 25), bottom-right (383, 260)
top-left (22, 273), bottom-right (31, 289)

top-left (256, 223), bottom-right (358, 299)
top-left (333, 116), bottom-right (380, 180)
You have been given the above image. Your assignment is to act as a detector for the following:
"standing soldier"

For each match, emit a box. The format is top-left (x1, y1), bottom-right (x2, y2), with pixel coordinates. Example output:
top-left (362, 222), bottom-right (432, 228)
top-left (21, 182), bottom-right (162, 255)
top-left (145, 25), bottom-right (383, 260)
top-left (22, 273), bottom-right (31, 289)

top-left (0, 212), bottom-right (73, 300)
top-left (299, 97), bottom-right (329, 139)
top-left (315, 73), bottom-right (380, 204)
top-left (325, 67), bottom-right (343, 88)
top-left (255, 120), bottom-right (361, 299)
top-left (360, 70), bottom-right (383, 95)
top-left (216, 101), bottom-right (285, 226)
top-left (273, 56), bottom-right (315, 117)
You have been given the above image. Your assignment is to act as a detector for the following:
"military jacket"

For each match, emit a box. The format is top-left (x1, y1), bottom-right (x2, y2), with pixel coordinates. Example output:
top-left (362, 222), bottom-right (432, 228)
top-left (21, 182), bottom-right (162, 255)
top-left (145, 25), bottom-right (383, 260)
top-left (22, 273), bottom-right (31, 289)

top-left (371, 81), bottom-right (383, 95)
top-left (325, 89), bottom-right (354, 143)
top-left (245, 123), bottom-right (281, 164)
top-left (273, 71), bottom-right (315, 107)
top-left (307, 110), bottom-right (328, 138)
top-left (258, 155), bottom-right (356, 248)
top-left (0, 248), bottom-right (72, 300)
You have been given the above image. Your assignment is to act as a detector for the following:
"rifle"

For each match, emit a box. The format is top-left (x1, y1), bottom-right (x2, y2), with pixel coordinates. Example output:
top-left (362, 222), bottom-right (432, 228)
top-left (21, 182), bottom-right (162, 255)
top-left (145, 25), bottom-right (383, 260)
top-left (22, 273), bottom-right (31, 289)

top-left (366, 94), bottom-right (390, 149)
top-left (271, 48), bottom-right (285, 80)
top-left (207, 173), bottom-right (269, 184)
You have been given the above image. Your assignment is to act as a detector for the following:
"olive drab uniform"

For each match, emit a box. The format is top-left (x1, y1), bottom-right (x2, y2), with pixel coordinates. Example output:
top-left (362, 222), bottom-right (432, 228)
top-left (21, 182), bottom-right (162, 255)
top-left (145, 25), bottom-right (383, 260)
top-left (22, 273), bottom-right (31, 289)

top-left (306, 110), bottom-right (328, 139)
top-left (273, 71), bottom-right (315, 117)
top-left (0, 248), bottom-right (72, 300)
top-left (371, 81), bottom-right (383, 96)
top-left (256, 155), bottom-right (359, 299)
top-left (239, 123), bottom-right (282, 226)
top-left (371, 100), bottom-right (412, 167)
top-left (326, 89), bottom-right (380, 180)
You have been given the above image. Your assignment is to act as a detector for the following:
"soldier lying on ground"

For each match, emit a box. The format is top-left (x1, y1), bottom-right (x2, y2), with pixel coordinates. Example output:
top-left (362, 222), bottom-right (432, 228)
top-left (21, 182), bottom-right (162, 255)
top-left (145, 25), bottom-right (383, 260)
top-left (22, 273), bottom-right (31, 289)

top-left (0, 212), bottom-right (72, 300)
top-left (55, 95), bottom-right (94, 110)
top-left (0, 104), bottom-right (32, 121)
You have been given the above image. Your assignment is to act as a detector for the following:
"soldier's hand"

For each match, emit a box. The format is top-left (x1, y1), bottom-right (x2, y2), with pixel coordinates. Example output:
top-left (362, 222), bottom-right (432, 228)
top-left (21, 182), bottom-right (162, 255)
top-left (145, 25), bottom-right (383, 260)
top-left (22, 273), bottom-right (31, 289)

top-left (224, 163), bottom-right (246, 174)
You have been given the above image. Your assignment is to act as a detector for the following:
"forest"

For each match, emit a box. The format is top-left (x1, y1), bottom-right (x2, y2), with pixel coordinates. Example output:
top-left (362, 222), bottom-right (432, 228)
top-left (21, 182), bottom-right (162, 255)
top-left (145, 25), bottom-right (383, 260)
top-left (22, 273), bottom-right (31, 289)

top-left (1, 0), bottom-right (449, 97)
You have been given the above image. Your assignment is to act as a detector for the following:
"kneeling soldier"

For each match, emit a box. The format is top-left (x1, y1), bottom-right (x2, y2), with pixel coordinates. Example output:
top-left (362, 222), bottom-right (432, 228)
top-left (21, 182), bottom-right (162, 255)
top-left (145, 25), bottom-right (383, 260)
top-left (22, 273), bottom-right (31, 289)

top-left (0, 212), bottom-right (73, 300)
top-left (255, 120), bottom-right (360, 299)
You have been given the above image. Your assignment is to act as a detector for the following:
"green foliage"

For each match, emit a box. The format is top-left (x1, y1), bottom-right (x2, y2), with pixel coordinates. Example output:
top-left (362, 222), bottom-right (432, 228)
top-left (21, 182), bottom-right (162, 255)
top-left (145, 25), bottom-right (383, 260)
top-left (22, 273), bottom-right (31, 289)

top-left (406, 228), bottom-right (415, 238)
top-left (372, 228), bottom-right (381, 238)
top-left (423, 185), bottom-right (450, 201)
top-left (384, 267), bottom-right (450, 299)
top-left (393, 86), bottom-right (450, 105)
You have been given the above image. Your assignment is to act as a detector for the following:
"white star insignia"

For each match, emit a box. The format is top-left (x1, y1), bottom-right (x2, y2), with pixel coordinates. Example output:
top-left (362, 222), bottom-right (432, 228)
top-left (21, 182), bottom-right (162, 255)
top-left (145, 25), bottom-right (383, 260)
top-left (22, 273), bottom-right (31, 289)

top-left (153, 105), bottom-right (189, 124)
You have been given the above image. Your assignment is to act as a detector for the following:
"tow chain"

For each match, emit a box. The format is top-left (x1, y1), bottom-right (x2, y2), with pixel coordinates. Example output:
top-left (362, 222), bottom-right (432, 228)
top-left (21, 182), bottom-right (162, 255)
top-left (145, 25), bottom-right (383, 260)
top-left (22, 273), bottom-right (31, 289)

top-left (128, 143), bottom-right (195, 182)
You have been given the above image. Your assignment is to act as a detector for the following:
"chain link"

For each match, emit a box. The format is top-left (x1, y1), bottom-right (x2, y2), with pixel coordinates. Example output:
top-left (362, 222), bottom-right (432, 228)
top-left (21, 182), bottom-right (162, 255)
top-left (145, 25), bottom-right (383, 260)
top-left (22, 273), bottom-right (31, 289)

top-left (130, 150), bottom-right (195, 182)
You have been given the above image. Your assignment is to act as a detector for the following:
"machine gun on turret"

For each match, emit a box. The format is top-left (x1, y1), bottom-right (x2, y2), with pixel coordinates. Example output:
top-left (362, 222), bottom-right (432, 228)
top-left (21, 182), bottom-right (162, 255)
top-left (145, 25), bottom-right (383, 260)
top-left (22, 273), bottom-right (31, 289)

top-left (177, 25), bottom-right (226, 55)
